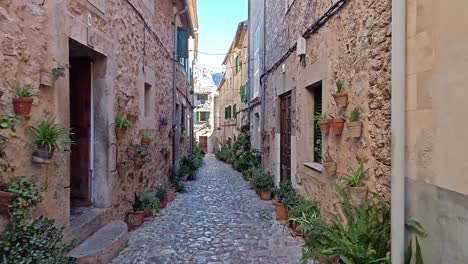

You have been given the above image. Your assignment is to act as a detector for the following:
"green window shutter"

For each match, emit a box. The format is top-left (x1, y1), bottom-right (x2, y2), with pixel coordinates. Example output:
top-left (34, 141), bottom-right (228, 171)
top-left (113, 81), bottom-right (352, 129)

top-left (177, 27), bottom-right (189, 59)
top-left (313, 88), bottom-right (323, 163)
top-left (228, 106), bottom-right (232, 118)
top-left (224, 107), bottom-right (227, 119)
top-left (196, 112), bottom-right (200, 123)
top-left (233, 104), bottom-right (237, 118)
top-left (206, 112), bottom-right (210, 121)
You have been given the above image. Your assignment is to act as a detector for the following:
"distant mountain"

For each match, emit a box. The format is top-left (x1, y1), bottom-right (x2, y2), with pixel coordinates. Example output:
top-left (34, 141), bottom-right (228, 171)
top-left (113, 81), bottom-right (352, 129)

top-left (211, 72), bottom-right (223, 86)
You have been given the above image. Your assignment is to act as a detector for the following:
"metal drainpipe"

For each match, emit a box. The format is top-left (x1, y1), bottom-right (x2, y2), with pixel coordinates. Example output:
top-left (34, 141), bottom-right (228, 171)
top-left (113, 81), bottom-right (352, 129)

top-left (260, 0), bottom-right (266, 172)
top-left (391, 0), bottom-right (406, 262)
top-left (172, 4), bottom-right (188, 180)
top-left (247, 1), bottom-right (251, 144)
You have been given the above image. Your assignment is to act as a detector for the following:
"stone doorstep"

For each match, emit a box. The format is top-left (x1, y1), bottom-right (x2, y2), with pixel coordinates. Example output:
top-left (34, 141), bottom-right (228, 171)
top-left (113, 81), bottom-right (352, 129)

top-left (65, 208), bottom-right (107, 245)
top-left (69, 220), bottom-right (128, 264)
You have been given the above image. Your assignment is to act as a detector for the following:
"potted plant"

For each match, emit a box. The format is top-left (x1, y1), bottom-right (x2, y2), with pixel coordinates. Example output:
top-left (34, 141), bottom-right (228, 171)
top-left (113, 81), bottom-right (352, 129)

top-left (127, 144), bottom-right (137, 157)
top-left (155, 185), bottom-right (169, 208)
top-left (273, 181), bottom-right (296, 221)
top-left (159, 116), bottom-right (168, 127)
top-left (338, 164), bottom-right (368, 207)
top-left (141, 130), bottom-right (153, 146)
top-left (118, 159), bottom-right (133, 177)
top-left (126, 112), bottom-right (138, 125)
top-left (287, 199), bottom-right (320, 237)
top-left (177, 164), bottom-right (190, 182)
top-left (332, 80), bottom-right (348, 107)
top-left (321, 149), bottom-right (336, 175)
top-left (126, 193), bottom-right (145, 230)
top-left (11, 82), bottom-right (35, 117)
top-left (329, 114), bottom-right (345, 136)
top-left (314, 113), bottom-right (330, 135)
top-left (255, 172), bottom-right (274, 200)
top-left (0, 178), bottom-right (13, 215)
top-left (40, 66), bottom-right (66, 87)
top-left (0, 112), bottom-right (19, 132)
top-left (156, 140), bottom-right (170, 159)
top-left (115, 114), bottom-right (132, 140)
top-left (346, 107), bottom-right (363, 138)
top-left (27, 118), bottom-right (73, 164)
top-left (134, 193), bottom-right (160, 217)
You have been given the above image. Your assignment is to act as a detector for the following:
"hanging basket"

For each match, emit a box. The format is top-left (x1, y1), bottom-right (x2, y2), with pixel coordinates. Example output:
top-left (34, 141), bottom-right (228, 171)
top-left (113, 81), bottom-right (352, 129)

top-left (40, 71), bottom-right (58, 87)
top-left (329, 119), bottom-right (345, 136)
top-left (332, 92), bottom-right (348, 107)
top-left (346, 121), bottom-right (363, 138)
top-left (318, 120), bottom-right (330, 135)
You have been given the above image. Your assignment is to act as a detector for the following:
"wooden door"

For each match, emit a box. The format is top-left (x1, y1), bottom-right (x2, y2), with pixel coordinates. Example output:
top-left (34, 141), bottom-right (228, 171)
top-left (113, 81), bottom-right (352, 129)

top-left (280, 92), bottom-right (292, 182)
top-left (70, 59), bottom-right (92, 207)
top-left (199, 136), bottom-right (208, 153)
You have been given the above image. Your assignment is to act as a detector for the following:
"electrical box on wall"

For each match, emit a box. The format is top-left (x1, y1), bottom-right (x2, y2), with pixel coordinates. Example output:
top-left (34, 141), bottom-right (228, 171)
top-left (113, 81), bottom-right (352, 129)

top-left (297, 36), bottom-right (306, 56)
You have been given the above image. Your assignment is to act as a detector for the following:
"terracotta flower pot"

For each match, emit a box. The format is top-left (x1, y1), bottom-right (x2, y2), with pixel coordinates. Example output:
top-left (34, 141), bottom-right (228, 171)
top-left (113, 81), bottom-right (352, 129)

top-left (273, 201), bottom-right (288, 220)
top-left (159, 197), bottom-right (169, 208)
top-left (0, 191), bottom-right (13, 215)
top-left (348, 185), bottom-right (368, 207)
top-left (32, 146), bottom-right (55, 164)
top-left (332, 92), bottom-right (348, 107)
top-left (322, 161), bottom-right (337, 175)
top-left (127, 113), bottom-right (138, 125)
top-left (115, 127), bottom-right (127, 140)
top-left (141, 138), bottom-right (152, 147)
top-left (346, 121), bottom-right (363, 138)
top-left (260, 190), bottom-right (272, 200)
top-left (329, 119), bottom-right (345, 136)
top-left (40, 71), bottom-right (58, 87)
top-left (126, 211), bottom-right (144, 231)
top-left (168, 187), bottom-right (177, 201)
top-left (318, 120), bottom-right (330, 135)
top-left (13, 97), bottom-right (33, 116)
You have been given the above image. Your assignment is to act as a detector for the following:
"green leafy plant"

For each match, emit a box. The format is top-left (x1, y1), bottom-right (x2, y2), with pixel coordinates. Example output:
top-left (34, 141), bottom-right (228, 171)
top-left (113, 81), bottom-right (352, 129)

top-left (10, 82), bottom-right (35, 98)
top-left (52, 67), bottom-right (66, 77)
top-left (288, 199), bottom-right (320, 220)
top-left (336, 80), bottom-right (345, 93)
top-left (253, 171), bottom-right (274, 192)
top-left (339, 164), bottom-right (367, 188)
top-left (173, 177), bottom-right (186, 193)
top-left (0, 217), bottom-right (77, 264)
top-left (142, 130), bottom-right (153, 139)
top-left (273, 181), bottom-right (295, 203)
top-left (27, 118), bottom-right (73, 152)
top-left (134, 193), bottom-right (160, 216)
top-left (154, 185), bottom-right (168, 200)
top-left (5, 176), bottom-right (47, 219)
top-left (159, 117), bottom-right (168, 126)
top-left (313, 113), bottom-right (328, 122)
top-left (0, 112), bottom-right (18, 131)
top-left (115, 114), bottom-right (132, 129)
top-left (125, 214), bottom-right (138, 225)
top-left (348, 107), bottom-right (361, 122)
top-left (405, 219), bottom-right (427, 264)
top-left (301, 191), bottom-right (390, 264)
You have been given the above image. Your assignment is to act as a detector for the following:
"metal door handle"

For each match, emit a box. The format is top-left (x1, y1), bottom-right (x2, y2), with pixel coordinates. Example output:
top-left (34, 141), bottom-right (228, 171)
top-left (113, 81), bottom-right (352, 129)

top-left (110, 142), bottom-right (118, 173)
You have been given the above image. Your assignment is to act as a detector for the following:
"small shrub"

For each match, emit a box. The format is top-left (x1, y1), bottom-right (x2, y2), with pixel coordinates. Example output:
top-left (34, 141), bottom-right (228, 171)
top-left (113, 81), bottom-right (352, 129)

top-left (134, 193), bottom-right (160, 216)
top-left (154, 185), bottom-right (168, 200)
top-left (253, 171), bottom-right (274, 192)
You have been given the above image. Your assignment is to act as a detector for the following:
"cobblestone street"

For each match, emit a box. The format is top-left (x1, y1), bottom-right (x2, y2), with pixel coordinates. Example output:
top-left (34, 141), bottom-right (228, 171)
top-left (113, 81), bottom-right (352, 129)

top-left (112, 155), bottom-right (304, 264)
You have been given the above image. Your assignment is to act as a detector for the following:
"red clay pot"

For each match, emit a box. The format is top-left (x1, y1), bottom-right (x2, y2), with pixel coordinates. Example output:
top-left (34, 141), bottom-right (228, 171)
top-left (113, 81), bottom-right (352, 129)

top-left (160, 197), bottom-right (169, 208)
top-left (126, 211), bottom-right (144, 231)
top-left (0, 191), bottom-right (13, 215)
top-left (329, 119), bottom-right (345, 136)
top-left (318, 120), bottom-right (330, 135)
top-left (141, 138), bottom-right (152, 147)
top-left (115, 127), bottom-right (127, 140)
top-left (273, 201), bottom-right (288, 220)
top-left (332, 92), bottom-right (348, 107)
top-left (260, 191), bottom-right (272, 200)
top-left (13, 97), bottom-right (33, 116)
top-left (168, 187), bottom-right (176, 201)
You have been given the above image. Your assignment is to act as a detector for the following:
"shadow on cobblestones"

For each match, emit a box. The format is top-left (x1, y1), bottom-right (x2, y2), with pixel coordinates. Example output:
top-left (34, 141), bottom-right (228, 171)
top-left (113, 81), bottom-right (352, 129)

top-left (112, 155), bottom-right (305, 264)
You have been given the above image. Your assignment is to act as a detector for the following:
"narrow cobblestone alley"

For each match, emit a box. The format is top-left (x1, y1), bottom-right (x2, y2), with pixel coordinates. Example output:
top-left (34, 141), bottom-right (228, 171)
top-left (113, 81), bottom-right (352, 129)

top-left (112, 155), bottom-right (304, 264)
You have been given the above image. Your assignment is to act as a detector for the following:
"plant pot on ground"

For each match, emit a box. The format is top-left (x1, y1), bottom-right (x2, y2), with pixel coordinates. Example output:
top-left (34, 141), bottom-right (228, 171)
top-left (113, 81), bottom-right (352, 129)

top-left (338, 164), bottom-right (368, 207)
top-left (332, 80), bottom-right (348, 107)
top-left (253, 171), bottom-right (274, 201)
top-left (134, 193), bottom-right (160, 218)
top-left (126, 211), bottom-right (144, 231)
top-left (167, 187), bottom-right (177, 202)
top-left (346, 107), bottom-right (363, 138)
top-left (273, 181), bottom-right (297, 221)
top-left (314, 113), bottom-right (330, 135)
top-left (155, 185), bottom-right (169, 208)
top-left (115, 114), bottom-right (132, 140)
top-left (329, 118), bottom-right (345, 136)
top-left (27, 118), bottom-right (72, 164)
top-left (0, 176), bottom-right (47, 218)
top-left (11, 82), bottom-right (35, 117)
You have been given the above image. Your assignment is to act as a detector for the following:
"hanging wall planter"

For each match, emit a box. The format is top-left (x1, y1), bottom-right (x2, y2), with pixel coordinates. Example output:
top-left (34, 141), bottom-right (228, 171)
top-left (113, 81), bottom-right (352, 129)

top-left (329, 118), bottom-right (345, 135)
top-left (32, 145), bottom-right (55, 164)
top-left (115, 114), bottom-right (132, 141)
top-left (40, 72), bottom-right (58, 87)
top-left (348, 184), bottom-right (368, 207)
top-left (127, 113), bottom-right (138, 125)
top-left (346, 107), bottom-right (363, 138)
top-left (118, 161), bottom-right (133, 177)
top-left (332, 80), bottom-right (348, 107)
top-left (12, 83), bottom-right (35, 117)
top-left (318, 120), bottom-right (330, 135)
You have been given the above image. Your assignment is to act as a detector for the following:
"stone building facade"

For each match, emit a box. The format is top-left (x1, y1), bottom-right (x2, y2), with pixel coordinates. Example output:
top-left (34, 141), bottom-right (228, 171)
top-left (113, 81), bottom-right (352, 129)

top-left (255, 0), bottom-right (391, 211)
top-left (0, 0), bottom-right (196, 250)
top-left (214, 21), bottom-right (248, 148)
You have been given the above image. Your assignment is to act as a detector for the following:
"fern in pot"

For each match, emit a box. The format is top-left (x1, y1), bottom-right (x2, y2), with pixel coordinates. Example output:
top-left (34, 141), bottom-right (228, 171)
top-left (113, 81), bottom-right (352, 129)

top-left (27, 119), bottom-right (72, 164)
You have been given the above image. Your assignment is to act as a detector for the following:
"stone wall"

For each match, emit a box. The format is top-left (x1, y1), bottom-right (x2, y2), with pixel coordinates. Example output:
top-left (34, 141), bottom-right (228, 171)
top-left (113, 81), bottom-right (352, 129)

top-left (0, 0), bottom-right (192, 231)
top-left (262, 0), bottom-right (391, 212)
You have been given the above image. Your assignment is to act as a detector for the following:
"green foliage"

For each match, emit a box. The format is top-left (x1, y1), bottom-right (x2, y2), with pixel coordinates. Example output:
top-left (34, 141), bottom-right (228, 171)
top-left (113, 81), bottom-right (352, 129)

top-left (154, 185), bottom-right (168, 200)
top-left (336, 80), bottom-right (345, 93)
top-left (0, 217), bottom-right (77, 264)
top-left (27, 118), bottom-right (73, 152)
top-left (252, 171), bottom-right (274, 192)
top-left (5, 176), bottom-right (47, 220)
top-left (405, 219), bottom-right (427, 264)
top-left (215, 147), bottom-right (233, 163)
top-left (273, 181), bottom-right (296, 204)
top-left (134, 144), bottom-right (151, 166)
top-left (301, 192), bottom-right (390, 264)
top-left (10, 82), bottom-right (35, 98)
top-left (115, 114), bottom-right (132, 129)
top-left (0, 112), bottom-right (18, 131)
top-left (52, 67), bottom-right (66, 77)
top-left (173, 177), bottom-right (186, 193)
top-left (349, 107), bottom-right (361, 122)
top-left (313, 113), bottom-right (328, 122)
top-left (133, 193), bottom-right (160, 216)
top-left (141, 129), bottom-right (153, 139)
top-left (339, 164), bottom-right (366, 188)
top-left (288, 198), bottom-right (320, 220)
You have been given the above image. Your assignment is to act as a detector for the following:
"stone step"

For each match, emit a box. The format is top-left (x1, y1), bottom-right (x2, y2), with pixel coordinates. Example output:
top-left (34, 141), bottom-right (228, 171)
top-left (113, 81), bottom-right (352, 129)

top-left (69, 220), bottom-right (128, 264)
top-left (65, 208), bottom-right (106, 245)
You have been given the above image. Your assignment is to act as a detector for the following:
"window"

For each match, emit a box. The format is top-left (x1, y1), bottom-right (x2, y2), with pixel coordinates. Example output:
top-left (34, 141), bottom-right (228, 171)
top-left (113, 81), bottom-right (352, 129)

top-left (199, 112), bottom-right (209, 122)
top-left (225, 105), bottom-right (232, 119)
top-left (313, 86), bottom-right (322, 163)
top-left (197, 94), bottom-right (208, 101)
top-left (253, 27), bottom-right (260, 99)
top-left (240, 84), bottom-right (247, 102)
top-left (234, 55), bottom-right (241, 75)
top-left (144, 83), bottom-right (151, 117)
top-left (181, 105), bottom-right (186, 132)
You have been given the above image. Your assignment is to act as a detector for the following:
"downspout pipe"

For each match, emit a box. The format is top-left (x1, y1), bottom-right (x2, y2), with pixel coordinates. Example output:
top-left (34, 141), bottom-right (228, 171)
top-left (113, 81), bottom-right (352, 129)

top-left (260, 0), bottom-right (266, 172)
top-left (391, 0), bottom-right (406, 262)
top-left (247, 1), bottom-right (251, 143)
top-left (172, 3), bottom-right (188, 180)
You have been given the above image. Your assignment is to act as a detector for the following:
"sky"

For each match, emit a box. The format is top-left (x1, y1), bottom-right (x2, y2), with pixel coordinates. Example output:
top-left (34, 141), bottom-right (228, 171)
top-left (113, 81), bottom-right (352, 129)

top-left (196, 0), bottom-right (248, 72)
